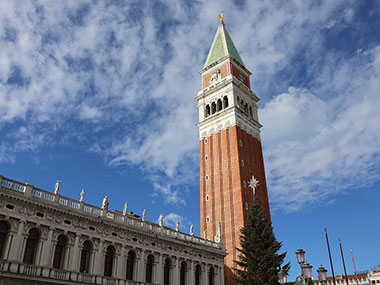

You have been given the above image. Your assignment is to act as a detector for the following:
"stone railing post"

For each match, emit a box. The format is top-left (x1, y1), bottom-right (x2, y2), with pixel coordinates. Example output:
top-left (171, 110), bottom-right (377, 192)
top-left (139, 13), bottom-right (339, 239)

top-left (24, 183), bottom-right (33, 197)
top-left (0, 174), bottom-right (3, 189)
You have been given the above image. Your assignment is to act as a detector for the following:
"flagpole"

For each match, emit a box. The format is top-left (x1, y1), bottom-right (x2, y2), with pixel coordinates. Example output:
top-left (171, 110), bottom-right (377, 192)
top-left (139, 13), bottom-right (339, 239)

top-left (350, 246), bottom-right (359, 285)
top-left (325, 228), bottom-right (336, 285)
top-left (339, 238), bottom-right (349, 285)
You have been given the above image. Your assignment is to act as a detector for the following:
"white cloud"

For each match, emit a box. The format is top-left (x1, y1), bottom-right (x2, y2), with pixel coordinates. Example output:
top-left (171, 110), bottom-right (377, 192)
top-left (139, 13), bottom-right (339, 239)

top-left (0, 0), bottom-right (378, 212)
top-left (261, 46), bottom-right (380, 211)
top-left (152, 183), bottom-right (186, 206)
top-left (79, 104), bottom-right (102, 120)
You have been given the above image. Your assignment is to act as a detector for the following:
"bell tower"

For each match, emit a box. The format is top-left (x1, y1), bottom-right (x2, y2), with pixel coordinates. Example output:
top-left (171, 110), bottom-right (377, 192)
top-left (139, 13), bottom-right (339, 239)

top-left (196, 16), bottom-right (271, 283)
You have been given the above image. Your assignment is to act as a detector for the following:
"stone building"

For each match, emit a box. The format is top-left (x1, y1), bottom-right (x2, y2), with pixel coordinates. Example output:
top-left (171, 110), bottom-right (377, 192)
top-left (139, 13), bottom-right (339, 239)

top-left (196, 16), bottom-right (271, 283)
top-left (0, 175), bottom-right (226, 284)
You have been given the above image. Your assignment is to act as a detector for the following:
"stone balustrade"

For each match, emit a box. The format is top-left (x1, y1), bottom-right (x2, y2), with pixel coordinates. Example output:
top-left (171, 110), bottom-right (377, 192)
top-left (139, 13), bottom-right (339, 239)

top-left (0, 175), bottom-right (221, 250)
top-left (0, 174), bottom-right (226, 285)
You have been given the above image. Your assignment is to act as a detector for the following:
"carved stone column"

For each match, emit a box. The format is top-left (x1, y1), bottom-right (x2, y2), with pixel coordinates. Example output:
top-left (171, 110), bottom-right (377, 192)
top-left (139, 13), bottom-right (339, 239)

top-left (156, 253), bottom-right (163, 284)
top-left (189, 260), bottom-right (194, 285)
top-left (94, 239), bottom-right (104, 275)
top-left (174, 257), bottom-right (179, 284)
top-left (41, 227), bottom-right (54, 266)
top-left (116, 245), bottom-right (126, 279)
top-left (202, 264), bottom-right (208, 285)
top-left (8, 219), bottom-right (25, 261)
top-left (8, 219), bottom-right (25, 273)
top-left (137, 249), bottom-right (145, 282)
top-left (2, 229), bottom-right (15, 260)
top-left (70, 233), bottom-right (81, 271)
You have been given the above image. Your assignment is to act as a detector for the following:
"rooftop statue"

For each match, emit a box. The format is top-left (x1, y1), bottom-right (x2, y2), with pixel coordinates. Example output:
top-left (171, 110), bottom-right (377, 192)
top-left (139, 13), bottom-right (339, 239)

top-left (54, 180), bottom-right (62, 195)
top-left (101, 196), bottom-right (109, 211)
top-left (79, 188), bottom-right (85, 202)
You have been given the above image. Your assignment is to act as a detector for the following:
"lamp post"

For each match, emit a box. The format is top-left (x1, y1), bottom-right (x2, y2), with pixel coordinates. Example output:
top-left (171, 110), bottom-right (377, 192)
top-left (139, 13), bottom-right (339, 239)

top-left (317, 265), bottom-right (328, 284)
top-left (295, 247), bottom-right (313, 285)
top-left (279, 267), bottom-right (288, 284)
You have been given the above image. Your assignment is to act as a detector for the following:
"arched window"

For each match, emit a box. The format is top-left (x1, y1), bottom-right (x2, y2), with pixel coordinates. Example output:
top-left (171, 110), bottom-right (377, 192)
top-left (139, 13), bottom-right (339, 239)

top-left (53, 234), bottom-right (67, 269)
top-left (244, 102), bottom-right (248, 113)
top-left (205, 105), bottom-right (210, 117)
top-left (126, 250), bottom-right (136, 280)
top-left (164, 258), bottom-right (171, 285)
top-left (195, 264), bottom-right (201, 285)
top-left (80, 240), bottom-right (92, 273)
top-left (104, 246), bottom-right (115, 277)
top-left (0, 221), bottom-right (10, 259)
top-left (208, 267), bottom-right (215, 285)
top-left (23, 228), bottom-right (40, 264)
top-left (211, 102), bottom-right (216, 114)
top-left (217, 99), bottom-right (222, 112)
top-left (249, 106), bottom-right (253, 117)
top-left (223, 96), bottom-right (229, 108)
top-left (146, 254), bottom-right (154, 283)
top-left (180, 261), bottom-right (187, 285)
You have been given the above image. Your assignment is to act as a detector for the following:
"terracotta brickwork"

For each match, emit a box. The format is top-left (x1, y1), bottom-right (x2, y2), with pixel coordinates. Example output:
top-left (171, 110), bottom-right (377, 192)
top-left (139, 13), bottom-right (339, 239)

top-left (202, 62), bottom-right (229, 89)
top-left (231, 63), bottom-right (250, 89)
top-left (200, 125), bottom-right (271, 284)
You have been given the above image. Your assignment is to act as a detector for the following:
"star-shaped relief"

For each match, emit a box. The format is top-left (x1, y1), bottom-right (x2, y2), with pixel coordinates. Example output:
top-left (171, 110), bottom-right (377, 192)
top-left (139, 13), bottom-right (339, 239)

top-left (248, 175), bottom-right (259, 195)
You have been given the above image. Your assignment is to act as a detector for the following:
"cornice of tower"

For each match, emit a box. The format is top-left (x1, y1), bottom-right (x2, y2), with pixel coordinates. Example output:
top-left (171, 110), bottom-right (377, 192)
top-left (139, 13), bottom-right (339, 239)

top-left (196, 75), bottom-right (259, 103)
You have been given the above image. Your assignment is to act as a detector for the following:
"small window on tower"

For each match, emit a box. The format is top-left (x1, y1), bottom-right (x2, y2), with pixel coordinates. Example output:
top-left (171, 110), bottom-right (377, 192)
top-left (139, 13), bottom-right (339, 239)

top-left (206, 195), bottom-right (209, 201)
top-left (204, 138), bottom-right (208, 144)
top-left (245, 203), bottom-right (249, 210)
top-left (205, 155), bottom-right (208, 161)
top-left (205, 175), bottom-right (209, 181)
top-left (241, 160), bottom-right (244, 167)
top-left (206, 216), bottom-right (210, 223)
top-left (239, 140), bottom-right (243, 147)
top-left (243, 180), bottom-right (246, 188)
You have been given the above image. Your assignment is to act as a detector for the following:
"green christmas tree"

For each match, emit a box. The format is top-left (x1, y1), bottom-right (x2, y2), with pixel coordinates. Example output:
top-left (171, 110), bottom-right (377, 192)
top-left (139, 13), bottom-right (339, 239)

top-left (233, 197), bottom-right (290, 284)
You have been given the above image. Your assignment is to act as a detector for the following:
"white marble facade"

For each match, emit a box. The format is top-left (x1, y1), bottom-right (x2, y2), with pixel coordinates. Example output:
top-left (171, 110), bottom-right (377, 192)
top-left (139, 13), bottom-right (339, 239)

top-left (0, 175), bottom-right (225, 285)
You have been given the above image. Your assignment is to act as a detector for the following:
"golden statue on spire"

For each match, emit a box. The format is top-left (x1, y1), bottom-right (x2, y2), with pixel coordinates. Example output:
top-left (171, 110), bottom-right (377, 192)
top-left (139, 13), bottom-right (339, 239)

top-left (218, 13), bottom-right (224, 22)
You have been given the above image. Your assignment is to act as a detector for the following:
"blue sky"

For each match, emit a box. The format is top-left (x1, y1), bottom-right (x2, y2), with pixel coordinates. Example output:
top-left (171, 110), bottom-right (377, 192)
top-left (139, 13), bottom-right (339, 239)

top-left (1, 0), bottom-right (379, 281)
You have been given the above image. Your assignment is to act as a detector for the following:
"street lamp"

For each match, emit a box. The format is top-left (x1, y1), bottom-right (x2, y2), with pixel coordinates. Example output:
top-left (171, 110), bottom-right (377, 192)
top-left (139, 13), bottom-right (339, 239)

top-left (317, 265), bottom-right (328, 284)
top-left (296, 247), bottom-right (306, 264)
top-left (279, 267), bottom-right (287, 284)
top-left (294, 248), bottom-right (312, 285)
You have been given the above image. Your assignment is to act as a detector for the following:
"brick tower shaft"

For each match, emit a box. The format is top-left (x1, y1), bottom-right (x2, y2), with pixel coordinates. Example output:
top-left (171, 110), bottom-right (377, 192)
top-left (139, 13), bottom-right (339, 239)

top-left (196, 17), bottom-right (271, 284)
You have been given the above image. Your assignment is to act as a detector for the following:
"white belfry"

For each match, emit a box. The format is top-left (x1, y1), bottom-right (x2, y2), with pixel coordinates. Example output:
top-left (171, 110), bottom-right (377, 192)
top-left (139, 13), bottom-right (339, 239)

top-left (248, 175), bottom-right (259, 196)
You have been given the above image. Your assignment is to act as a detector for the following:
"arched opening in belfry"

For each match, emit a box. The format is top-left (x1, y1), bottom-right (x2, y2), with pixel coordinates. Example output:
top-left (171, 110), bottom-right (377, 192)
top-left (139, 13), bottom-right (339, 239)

top-left (211, 102), bottom-right (216, 114)
top-left (223, 96), bottom-right (229, 108)
top-left (244, 102), bottom-right (248, 113)
top-left (23, 228), bottom-right (40, 265)
top-left (217, 99), bottom-right (222, 112)
top-left (206, 105), bottom-right (211, 117)
top-left (249, 106), bottom-right (253, 117)
top-left (53, 234), bottom-right (68, 270)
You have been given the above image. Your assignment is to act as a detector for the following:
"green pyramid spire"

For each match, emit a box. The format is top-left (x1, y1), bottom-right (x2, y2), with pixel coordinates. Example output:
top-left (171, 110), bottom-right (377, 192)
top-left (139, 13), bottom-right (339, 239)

top-left (204, 20), bottom-right (244, 68)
